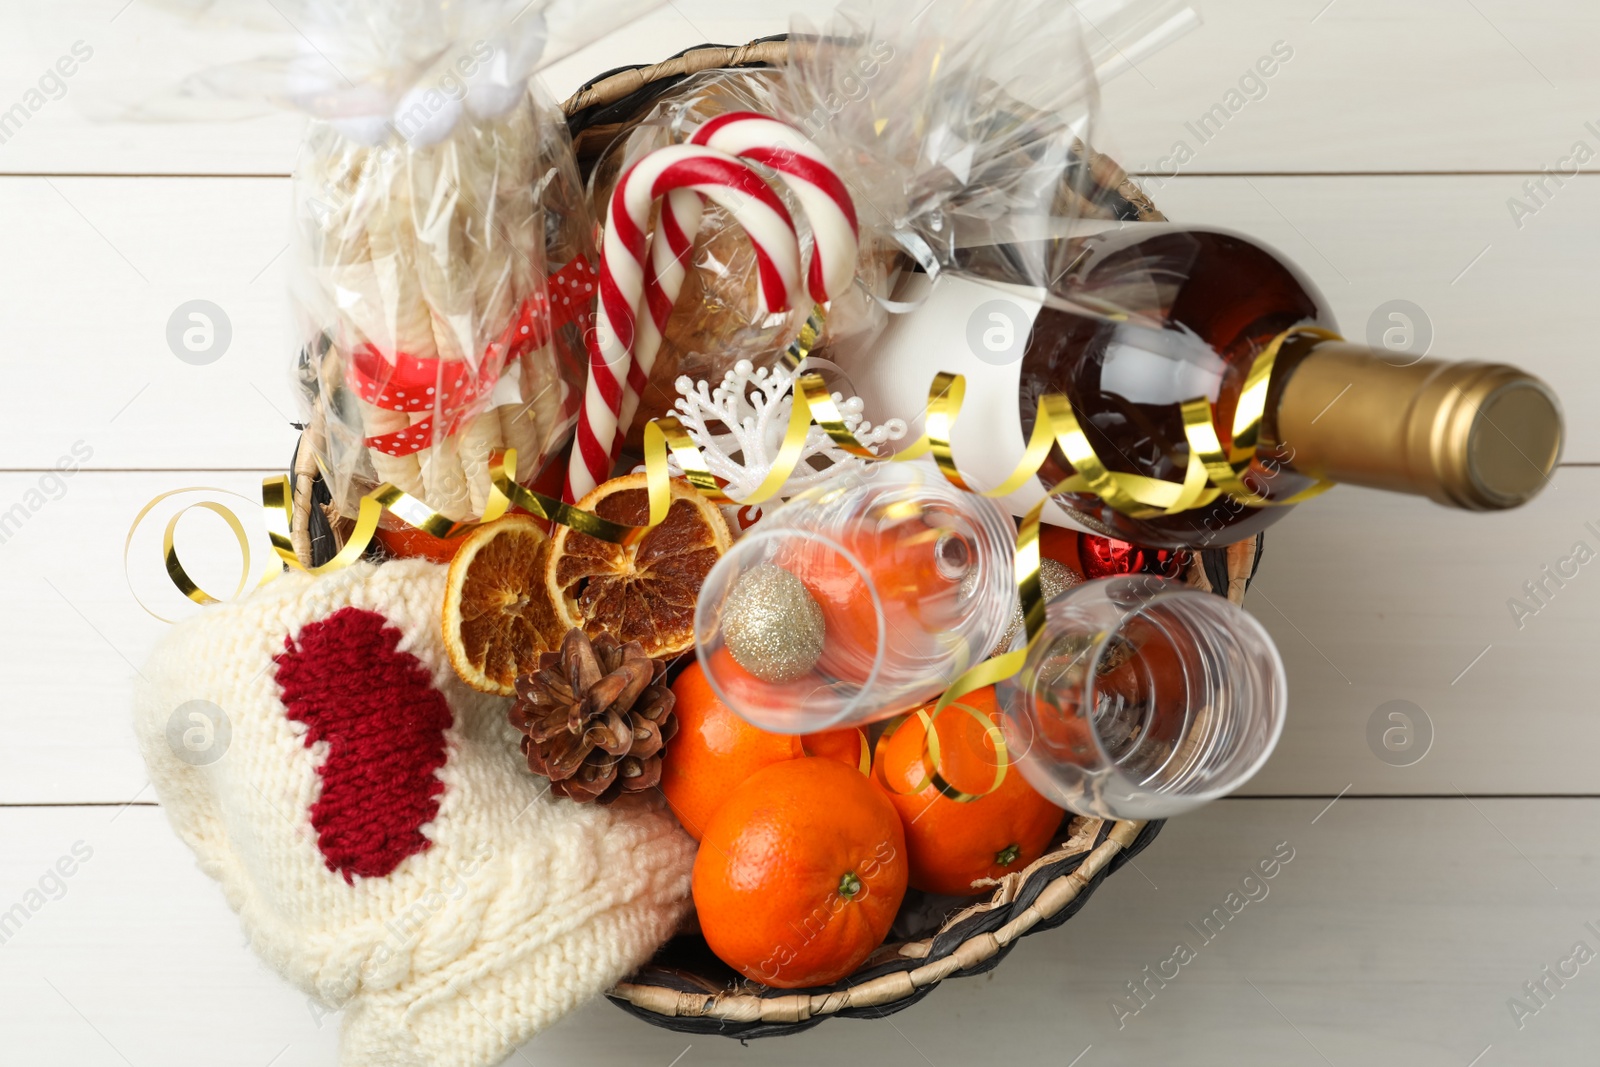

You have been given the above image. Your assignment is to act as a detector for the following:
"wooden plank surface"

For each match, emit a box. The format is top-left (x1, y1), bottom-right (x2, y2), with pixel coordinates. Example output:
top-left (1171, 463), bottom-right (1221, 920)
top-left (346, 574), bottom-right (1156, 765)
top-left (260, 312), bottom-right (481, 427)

top-left (3, 799), bottom-right (1595, 1065)
top-left (1239, 470), bottom-right (1600, 796)
top-left (4, 0), bottom-right (1598, 176)
top-left (5, 173), bottom-right (1598, 470)
top-left (1100, 0), bottom-right (1600, 175)
top-left (0, 176), bottom-right (299, 471)
top-left (3, 0), bottom-right (1597, 1064)
top-left (0, 471), bottom-right (280, 806)
top-left (2, 467), bottom-right (1594, 801)
top-left (0, 0), bottom-right (799, 175)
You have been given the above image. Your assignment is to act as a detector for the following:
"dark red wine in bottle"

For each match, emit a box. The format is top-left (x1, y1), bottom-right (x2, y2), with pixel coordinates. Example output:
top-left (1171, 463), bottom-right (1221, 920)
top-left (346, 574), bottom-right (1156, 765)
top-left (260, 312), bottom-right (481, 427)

top-left (847, 224), bottom-right (1563, 550)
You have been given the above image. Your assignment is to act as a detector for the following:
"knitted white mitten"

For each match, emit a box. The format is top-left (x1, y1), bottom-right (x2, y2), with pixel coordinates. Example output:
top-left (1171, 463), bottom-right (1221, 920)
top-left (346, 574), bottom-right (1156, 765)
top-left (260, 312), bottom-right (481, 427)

top-left (133, 560), bottom-right (695, 1067)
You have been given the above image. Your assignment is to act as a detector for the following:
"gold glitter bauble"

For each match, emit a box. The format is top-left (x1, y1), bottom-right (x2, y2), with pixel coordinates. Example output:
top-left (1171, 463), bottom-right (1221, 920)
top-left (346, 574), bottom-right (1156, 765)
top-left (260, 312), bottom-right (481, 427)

top-left (723, 563), bottom-right (826, 682)
top-left (990, 558), bottom-right (1083, 656)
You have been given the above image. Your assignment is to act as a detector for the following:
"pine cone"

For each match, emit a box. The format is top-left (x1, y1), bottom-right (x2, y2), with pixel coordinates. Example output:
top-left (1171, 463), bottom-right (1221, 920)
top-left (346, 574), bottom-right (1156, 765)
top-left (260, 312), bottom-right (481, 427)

top-left (509, 628), bottom-right (677, 804)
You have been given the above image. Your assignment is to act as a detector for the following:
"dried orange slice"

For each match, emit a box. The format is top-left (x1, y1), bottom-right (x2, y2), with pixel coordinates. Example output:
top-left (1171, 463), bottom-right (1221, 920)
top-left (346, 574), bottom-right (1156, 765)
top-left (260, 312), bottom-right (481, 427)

top-left (545, 474), bottom-right (731, 658)
top-left (442, 515), bottom-right (567, 694)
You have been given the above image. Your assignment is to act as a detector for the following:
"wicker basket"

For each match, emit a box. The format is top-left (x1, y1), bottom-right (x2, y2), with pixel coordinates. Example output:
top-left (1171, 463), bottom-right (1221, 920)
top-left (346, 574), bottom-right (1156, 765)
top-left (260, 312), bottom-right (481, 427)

top-left (288, 36), bottom-right (1265, 1039)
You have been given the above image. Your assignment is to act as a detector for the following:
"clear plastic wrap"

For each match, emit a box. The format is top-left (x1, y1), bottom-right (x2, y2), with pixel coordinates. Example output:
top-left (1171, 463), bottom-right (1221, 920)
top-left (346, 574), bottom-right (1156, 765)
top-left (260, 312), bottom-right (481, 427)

top-left (296, 83), bottom-right (593, 522)
top-left (586, 68), bottom-right (908, 452)
top-left (781, 0), bottom-right (1198, 290)
top-left (139, 0), bottom-right (665, 126)
top-left (135, 0), bottom-right (667, 523)
top-left (274, 2), bottom-right (673, 523)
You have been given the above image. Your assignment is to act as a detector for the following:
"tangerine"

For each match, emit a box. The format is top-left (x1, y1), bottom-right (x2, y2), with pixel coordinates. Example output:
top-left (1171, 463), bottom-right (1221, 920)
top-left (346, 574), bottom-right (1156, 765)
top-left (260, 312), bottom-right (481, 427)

top-left (694, 757), bottom-right (907, 989)
top-left (801, 724), bottom-right (871, 772)
top-left (660, 658), bottom-right (867, 839)
top-left (780, 517), bottom-right (971, 685)
top-left (375, 522), bottom-right (463, 564)
top-left (876, 686), bottom-right (1065, 897)
top-left (661, 660), bottom-right (798, 840)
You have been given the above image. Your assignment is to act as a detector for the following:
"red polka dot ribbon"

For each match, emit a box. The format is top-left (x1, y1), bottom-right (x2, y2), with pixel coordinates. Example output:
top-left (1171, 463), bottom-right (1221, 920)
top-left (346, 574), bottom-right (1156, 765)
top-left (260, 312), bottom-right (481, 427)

top-left (348, 258), bottom-right (598, 459)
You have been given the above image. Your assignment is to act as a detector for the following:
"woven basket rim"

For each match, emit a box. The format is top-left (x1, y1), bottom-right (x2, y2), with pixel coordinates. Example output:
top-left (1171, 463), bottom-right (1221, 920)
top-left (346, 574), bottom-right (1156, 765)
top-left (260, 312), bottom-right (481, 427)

top-left (546, 34), bottom-right (1225, 1034)
top-left (610, 818), bottom-right (1149, 1028)
top-left (604, 540), bottom-right (1260, 1032)
top-left (285, 34), bottom-right (1255, 1037)
top-left (562, 36), bottom-right (790, 120)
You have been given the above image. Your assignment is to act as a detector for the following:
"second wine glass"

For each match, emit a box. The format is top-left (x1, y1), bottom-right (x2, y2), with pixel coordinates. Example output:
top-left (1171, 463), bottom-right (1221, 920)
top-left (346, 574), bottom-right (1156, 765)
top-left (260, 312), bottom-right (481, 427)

top-left (694, 462), bottom-right (1018, 733)
top-left (999, 575), bottom-right (1286, 819)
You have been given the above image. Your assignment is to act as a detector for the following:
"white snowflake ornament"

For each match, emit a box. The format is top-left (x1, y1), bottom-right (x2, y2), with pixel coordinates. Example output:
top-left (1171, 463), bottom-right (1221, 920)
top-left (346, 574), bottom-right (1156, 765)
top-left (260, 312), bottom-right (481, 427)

top-left (662, 359), bottom-right (907, 526)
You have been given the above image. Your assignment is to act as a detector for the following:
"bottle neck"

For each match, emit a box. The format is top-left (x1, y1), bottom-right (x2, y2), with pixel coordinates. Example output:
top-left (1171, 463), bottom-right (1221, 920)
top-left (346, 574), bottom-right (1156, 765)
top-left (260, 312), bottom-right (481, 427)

top-left (1271, 338), bottom-right (1562, 510)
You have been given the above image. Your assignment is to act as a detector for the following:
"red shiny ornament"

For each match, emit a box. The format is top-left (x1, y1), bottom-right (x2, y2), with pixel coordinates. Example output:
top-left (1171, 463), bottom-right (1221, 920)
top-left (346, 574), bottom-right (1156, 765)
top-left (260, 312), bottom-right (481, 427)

top-left (1077, 533), bottom-right (1189, 580)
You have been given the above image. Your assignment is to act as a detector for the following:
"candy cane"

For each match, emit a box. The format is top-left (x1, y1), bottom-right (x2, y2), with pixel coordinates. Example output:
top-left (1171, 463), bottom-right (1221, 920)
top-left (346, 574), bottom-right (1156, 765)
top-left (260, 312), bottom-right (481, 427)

top-left (607, 116), bottom-right (864, 469)
top-left (690, 113), bottom-right (860, 305)
top-left (609, 114), bottom-right (863, 451)
top-left (565, 144), bottom-right (804, 502)
top-left (616, 187), bottom-right (703, 442)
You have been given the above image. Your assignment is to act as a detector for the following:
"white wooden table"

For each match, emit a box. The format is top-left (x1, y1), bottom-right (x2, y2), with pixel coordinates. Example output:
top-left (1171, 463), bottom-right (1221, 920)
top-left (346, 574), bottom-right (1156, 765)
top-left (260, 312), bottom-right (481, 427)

top-left (3, 1), bottom-right (1596, 1063)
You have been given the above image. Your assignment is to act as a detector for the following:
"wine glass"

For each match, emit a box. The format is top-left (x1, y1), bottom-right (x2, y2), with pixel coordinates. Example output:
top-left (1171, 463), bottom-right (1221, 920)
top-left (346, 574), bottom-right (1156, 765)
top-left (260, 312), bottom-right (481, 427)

top-left (999, 575), bottom-right (1285, 819)
top-left (694, 462), bottom-right (1017, 733)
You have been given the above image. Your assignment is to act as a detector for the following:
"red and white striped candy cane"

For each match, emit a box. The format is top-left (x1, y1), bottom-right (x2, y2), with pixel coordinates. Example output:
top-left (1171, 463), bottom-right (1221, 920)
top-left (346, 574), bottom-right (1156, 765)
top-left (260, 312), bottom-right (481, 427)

top-left (565, 144), bottom-right (803, 502)
top-left (691, 112), bottom-right (860, 305)
top-left (616, 186), bottom-right (703, 442)
top-left (610, 116), bottom-right (865, 470)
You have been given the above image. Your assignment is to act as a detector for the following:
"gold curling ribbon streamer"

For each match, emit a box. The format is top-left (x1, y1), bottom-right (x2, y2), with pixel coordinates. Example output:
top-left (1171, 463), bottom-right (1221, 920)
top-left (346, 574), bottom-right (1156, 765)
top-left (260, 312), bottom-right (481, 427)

top-left (1184, 325), bottom-right (1342, 509)
top-left (133, 311), bottom-right (1339, 806)
top-left (879, 324), bottom-right (1340, 522)
top-left (878, 324), bottom-right (1344, 800)
top-left (873, 439), bottom-right (1099, 803)
top-left (124, 488), bottom-right (279, 623)
top-left (128, 307), bottom-right (839, 618)
top-left (778, 305), bottom-right (828, 371)
top-left (1230, 326), bottom-right (1337, 460)
top-left (482, 452), bottom-right (657, 543)
top-left (640, 300), bottom-right (838, 506)
top-left (129, 316), bottom-right (1329, 807)
top-left (263, 478), bottom-right (437, 575)
top-left (132, 314), bottom-right (1333, 806)
top-left (131, 450), bottom-right (663, 621)
top-left (800, 728), bottom-right (873, 777)
top-left (129, 374), bottom-right (840, 619)
top-left (872, 699), bottom-right (1010, 803)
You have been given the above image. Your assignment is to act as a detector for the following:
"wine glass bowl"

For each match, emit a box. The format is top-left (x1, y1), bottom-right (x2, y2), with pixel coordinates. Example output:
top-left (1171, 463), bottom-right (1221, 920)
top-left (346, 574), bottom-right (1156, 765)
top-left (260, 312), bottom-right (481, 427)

top-left (693, 462), bottom-right (1017, 734)
top-left (1000, 575), bottom-right (1286, 819)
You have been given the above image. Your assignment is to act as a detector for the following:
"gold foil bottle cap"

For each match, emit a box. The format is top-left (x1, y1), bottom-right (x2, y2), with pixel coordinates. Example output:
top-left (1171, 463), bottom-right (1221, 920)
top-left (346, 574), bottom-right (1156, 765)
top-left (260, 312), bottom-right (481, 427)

top-left (1418, 363), bottom-right (1562, 509)
top-left (1275, 341), bottom-right (1562, 510)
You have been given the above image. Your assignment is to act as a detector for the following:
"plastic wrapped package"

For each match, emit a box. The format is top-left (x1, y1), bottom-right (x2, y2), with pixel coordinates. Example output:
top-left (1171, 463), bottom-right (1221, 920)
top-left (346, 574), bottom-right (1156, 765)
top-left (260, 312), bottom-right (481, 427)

top-left (781, 0), bottom-right (1198, 290)
top-left (585, 67), bottom-right (909, 452)
top-left (298, 87), bottom-right (593, 522)
top-left (131, 0), bottom-right (668, 523)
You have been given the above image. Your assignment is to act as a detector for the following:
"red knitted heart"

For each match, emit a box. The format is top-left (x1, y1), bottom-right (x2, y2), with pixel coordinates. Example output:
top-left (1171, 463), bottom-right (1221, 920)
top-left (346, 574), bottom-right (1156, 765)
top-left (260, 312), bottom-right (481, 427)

top-left (274, 607), bottom-right (454, 883)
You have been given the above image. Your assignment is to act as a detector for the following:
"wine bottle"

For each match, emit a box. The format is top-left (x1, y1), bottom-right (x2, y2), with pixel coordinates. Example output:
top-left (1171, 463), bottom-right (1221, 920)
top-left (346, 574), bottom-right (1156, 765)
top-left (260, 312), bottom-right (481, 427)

top-left (843, 224), bottom-right (1563, 549)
